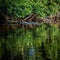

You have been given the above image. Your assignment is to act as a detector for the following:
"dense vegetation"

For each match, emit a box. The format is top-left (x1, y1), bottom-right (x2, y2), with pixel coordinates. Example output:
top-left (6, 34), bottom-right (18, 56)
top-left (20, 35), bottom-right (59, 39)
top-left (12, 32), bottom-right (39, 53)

top-left (0, 0), bottom-right (60, 18)
top-left (0, 0), bottom-right (60, 60)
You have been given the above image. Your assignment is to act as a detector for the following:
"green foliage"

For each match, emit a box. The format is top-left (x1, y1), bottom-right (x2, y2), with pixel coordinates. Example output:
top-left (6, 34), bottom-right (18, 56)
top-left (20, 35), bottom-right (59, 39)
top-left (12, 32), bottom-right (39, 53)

top-left (5, 0), bottom-right (33, 18)
top-left (0, 0), bottom-right (59, 18)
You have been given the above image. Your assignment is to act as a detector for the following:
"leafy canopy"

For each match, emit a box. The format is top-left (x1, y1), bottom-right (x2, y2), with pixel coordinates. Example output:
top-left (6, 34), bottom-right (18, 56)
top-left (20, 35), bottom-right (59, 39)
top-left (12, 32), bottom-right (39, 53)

top-left (0, 0), bottom-right (60, 18)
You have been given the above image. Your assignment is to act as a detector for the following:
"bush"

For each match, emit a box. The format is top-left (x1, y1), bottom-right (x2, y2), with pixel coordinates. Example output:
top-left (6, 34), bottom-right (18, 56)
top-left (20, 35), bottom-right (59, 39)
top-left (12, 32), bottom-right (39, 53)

top-left (0, 0), bottom-right (60, 18)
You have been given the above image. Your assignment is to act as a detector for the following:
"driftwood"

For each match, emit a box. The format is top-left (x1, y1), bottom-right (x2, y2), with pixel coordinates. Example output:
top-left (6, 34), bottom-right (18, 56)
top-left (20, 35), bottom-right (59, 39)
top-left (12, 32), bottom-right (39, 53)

top-left (0, 12), bottom-right (60, 31)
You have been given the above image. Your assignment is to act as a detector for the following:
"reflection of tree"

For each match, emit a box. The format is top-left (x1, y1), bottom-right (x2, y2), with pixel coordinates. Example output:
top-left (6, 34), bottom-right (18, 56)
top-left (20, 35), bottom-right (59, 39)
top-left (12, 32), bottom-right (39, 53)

top-left (41, 42), bottom-right (50, 60)
top-left (1, 33), bottom-right (10, 60)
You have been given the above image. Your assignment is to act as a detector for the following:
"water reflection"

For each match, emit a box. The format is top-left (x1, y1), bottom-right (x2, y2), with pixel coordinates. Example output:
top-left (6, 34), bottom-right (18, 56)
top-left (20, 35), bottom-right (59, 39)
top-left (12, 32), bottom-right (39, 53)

top-left (0, 24), bottom-right (60, 60)
top-left (24, 46), bottom-right (35, 60)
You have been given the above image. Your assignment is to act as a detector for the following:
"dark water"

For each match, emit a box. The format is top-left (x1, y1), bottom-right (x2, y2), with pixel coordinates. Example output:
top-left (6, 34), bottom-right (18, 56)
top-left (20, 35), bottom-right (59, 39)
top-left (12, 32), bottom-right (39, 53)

top-left (0, 43), bottom-right (51, 60)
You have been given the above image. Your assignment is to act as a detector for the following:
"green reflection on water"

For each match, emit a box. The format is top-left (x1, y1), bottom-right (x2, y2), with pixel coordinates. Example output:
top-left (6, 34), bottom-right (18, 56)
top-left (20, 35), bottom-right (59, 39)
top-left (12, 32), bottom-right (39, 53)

top-left (0, 24), bottom-right (60, 60)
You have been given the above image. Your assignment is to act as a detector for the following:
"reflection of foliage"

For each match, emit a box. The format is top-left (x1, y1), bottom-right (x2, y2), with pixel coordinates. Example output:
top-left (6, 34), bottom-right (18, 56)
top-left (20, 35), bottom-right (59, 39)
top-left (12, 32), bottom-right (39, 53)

top-left (0, 0), bottom-right (60, 18)
top-left (0, 38), bottom-right (4, 59)
top-left (0, 24), bottom-right (60, 60)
